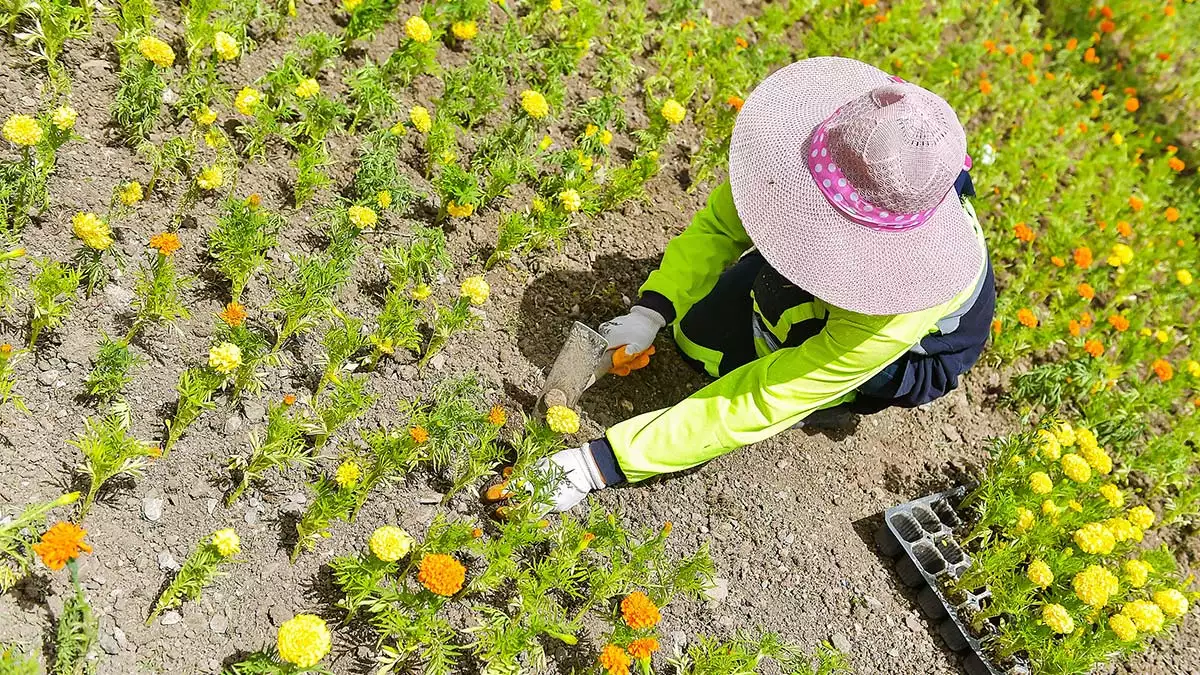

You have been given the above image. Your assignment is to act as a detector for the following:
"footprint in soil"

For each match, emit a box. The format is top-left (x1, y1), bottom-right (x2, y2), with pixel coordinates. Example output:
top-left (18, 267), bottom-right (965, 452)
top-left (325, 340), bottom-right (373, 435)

top-left (513, 253), bottom-right (709, 428)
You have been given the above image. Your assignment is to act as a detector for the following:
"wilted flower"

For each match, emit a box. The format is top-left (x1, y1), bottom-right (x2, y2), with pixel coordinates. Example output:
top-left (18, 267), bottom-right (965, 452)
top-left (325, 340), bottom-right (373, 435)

top-left (119, 181), bottom-right (144, 206)
top-left (197, 165), bottom-right (224, 190)
top-left (558, 189), bottom-right (582, 212)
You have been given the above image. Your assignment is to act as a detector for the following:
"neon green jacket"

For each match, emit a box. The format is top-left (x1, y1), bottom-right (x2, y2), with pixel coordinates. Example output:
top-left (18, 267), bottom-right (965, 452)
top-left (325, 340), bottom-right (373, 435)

top-left (606, 182), bottom-right (986, 483)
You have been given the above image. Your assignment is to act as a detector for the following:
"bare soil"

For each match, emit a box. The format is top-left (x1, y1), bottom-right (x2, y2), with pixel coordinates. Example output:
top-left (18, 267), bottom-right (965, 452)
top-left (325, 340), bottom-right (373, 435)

top-left (0, 2), bottom-right (1197, 674)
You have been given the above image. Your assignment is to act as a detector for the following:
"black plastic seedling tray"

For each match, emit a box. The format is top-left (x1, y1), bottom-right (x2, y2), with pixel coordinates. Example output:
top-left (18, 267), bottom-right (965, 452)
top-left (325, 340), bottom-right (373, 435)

top-left (875, 487), bottom-right (1031, 675)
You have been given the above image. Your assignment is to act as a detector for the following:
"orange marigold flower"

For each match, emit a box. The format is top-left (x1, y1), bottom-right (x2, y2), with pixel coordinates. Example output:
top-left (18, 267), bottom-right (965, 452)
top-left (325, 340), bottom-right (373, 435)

top-left (1017, 308), bottom-right (1038, 328)
top-left (219, 301), bottom-right (247, 327)
top-left (417, 553), bottom-right (466, 596)
top-left (1157, 52), bottom-right (1170, 61)
top-left (1080, 311), bottom-right (1093, 328)
top-left (1074, 247), bottom-right (1093, 268)
top-left (734, 36), bottom-right (748, 49)
top-left (148, 232), bottom-right (182, 255)
top-left (991, 319), bottom-right (1002, 335)
top-left (1084, 339), bottom-right (1104, 357)
top-left (1108, 314), bottom-right (1130, 332)
top-left (1013, 222), bottom-right (1035, 242)
top-left (33, 522), bottom-right (92, 571)
top-left (1068, 320), bottom-right (1082, 337)
top-left (471, 528), bottom-right (483, 538)
top-left (1084, 47), bottom-right (1098, 63)
top-left (726, 95), bottom-right (744, 111)
top-left (621, 591), bottom-right (661, 630)
top-left (1117, 220), bottom-right (1132, 237)
top-left (979, 79), bottom-right (993, 95)
top-left (487, 405), bottom-right (507, 426)
top-left (983, 39), bottom-right (996, 53)
top-left (1164, 4), bottom-right (1175, 16)
top-left (283, 393), bottom-right (297, 405)
top-left (599, 645), bottom-right (632, 675)
top-left (627, 638), bottom-right (660, 660)
top-left (1100, 5), bottom-right (1113, 18)
top-left (409, 426), bottom-right (429, 444)
top-left (1125, 97), bottom-right (1139, 112)
top-left (1152, 359), bottom-right (1173, 382)
top-left (1099, 19), bottom-right (1115, 33)
top-left (1165, 207), bottom-right (1180, 223)
top-left (1003, 44), bottom-right (1016, 56)
top-left (1168, 157), bottom-right (1185, 171)
top-left (247, 193), bottom-right (262, 208)
top-left (1090, 88), bottom-right (1104, 102)
top-left (1078, 283), bottom-right (1095, 300)
top-left (1021, 52), bottom-right (1035, 68)
top-left (1051, 256), bottom-right (1065, 267)
top-left (1066, 37), bottom-right (1078, 50)
top-left (1129, 196), bottom-right (1144, 211)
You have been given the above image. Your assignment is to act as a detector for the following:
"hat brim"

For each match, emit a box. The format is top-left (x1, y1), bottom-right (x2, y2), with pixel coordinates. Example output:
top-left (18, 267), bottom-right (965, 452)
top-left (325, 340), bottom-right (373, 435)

top-left (729, 57), bottom-right (984, 316)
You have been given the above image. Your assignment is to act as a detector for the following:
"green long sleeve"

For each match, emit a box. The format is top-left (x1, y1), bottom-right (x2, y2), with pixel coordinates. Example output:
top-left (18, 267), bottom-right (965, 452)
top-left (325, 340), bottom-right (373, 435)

top-left (606, 287), bottom-right (974, 483)
top-left (639, 181), bottom-right (753, 322)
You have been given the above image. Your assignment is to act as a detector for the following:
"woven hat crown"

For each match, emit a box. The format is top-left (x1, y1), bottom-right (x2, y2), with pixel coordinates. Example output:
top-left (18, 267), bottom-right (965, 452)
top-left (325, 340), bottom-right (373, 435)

top-left (826, 83), bottom-right (967, 215)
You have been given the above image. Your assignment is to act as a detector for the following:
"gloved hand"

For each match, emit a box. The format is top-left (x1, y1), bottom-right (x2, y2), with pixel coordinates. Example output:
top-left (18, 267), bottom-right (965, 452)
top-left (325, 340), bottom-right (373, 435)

top-left (533, 443), bottom-right (608, 513)
top-left (598, 306), bottom-right (665, 374)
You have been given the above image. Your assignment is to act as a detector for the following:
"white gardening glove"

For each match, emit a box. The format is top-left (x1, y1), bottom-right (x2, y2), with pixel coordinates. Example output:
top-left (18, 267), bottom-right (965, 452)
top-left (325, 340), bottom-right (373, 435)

top-left (598, 306), bottom-right (666, 356)
top-left (534, 443), bottom-right (608, 513)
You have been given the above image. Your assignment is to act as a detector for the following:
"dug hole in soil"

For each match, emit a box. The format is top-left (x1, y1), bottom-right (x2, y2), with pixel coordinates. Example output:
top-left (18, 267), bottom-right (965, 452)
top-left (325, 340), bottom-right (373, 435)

top-left (0, 2), bottom-right (1197, 674)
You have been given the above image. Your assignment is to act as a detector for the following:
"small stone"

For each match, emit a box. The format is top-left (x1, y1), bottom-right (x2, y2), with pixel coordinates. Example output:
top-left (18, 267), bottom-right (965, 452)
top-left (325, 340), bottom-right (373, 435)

top-left (142, 496), bottom-right (164, 522)
top-left (398, 365), bottom-right (418, 380)
top-left (620, 399), bottom-right (634, 413)
top-left (223, 416), bottom-right (243, 435)
top-left (157, 551), bottom-right (179, 572)
top-left (103, 284), bottom-right (135, 310)
top-left (429, 353), bottom-right (447, 371)
top-left (205, 499), bottom-right (218, 516)
top-left (113, 627), bottom-right (128, 649)
top-left (703, 577), bottom-right (729, 604)
top-left (830, 632), bottom-right (852, 654)
top-left (99, 632), bottom-right (121, 655)
top-left (209, 613), bottom-right (228, 634)
top-left (668, 630), bottom-right (688, 654)
top-left (416, 491), bottom-right (442, 505)
top-left (162, 87), bottom-right (178, 105)
top-left (243, 401), bottom-right (266, 423)
top-left (942, 424), bottom-right (962, 443)
top-left (776, 459), bottom-right (791, 469)
top-left (268, 604), bottom-right (290, 626)
top-left (37, 370), bottom-right (60, 387)
top-left (905, 614), bottom-right (924, 633)
top-left (243, 509), bottom-right (261, 526)
top-left (160, 610), bottom-right (182, 626)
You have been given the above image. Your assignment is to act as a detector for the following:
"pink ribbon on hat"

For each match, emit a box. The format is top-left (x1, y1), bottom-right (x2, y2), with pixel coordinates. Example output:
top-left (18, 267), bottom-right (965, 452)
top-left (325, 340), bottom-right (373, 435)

top-left (807, 80), bottom-right (972, 233)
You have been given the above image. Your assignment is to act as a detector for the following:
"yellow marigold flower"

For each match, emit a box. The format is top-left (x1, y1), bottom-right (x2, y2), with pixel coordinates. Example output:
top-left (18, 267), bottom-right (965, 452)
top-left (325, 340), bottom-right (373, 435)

top-left (235, 87), bottom-right (262, 116)
top-left (1105, 517), bottom-right (1135, 542)
top-left (276, 614), bottom-right (331, 668)
top-left (584, 123), bottom-right (598, 137)
top-left (660, 99), bottom-right (686, 124)
top-left (220, 302), bottom-right (247, 327)
top-left (549, 0), bottom-right (562, 10)
top-left (446, 200), bottom-right (475, 218)
top-left (197, 106), bottom-right (218, 126)
top-left (1154, 589), bottom-right (1189, 618)
top-left (1122, 600), bottom-right (1165, 633)
top-left (1053, 422), bottom-right (1076, 447)
top-left (138, 36), bottom-right (176, 67)
top-left (599, 644), bottom-right (631, 675)
top-left (538, 134), bottom-right (552, 150)
top-left (1128, 505), bottom-right (1155, 530)
top-left (51, 106), bottom-right (77, 131)
top-left (197, 165), bottom-right (224, 190)
top-left (1061, 453), bottom-right (1092, 483)
top-left (1178, 269), bottom-right (1194, 286)
top-left (558, 188), bottom-right (582, 212)
top-left (33, 522), bottom-right (92, 570)
top-left (342, 0), bottom-right (361, 10)
top-left (546, 405), bottom-right (580, 434)
top-left (213, 31), bottom-right (239, 60)
top-left (1155, 329), bottom-right (1169, 343)
top-left (1042, 499), bottom-right (1061, 517)
top-left (1099, 483), bottom-right (1124, 508)
top-left (377, 191), bottom-right (392, 208)
top-left (1108, 243), bottom-right (1134, 267)
top-left (1015, 507), bottom-right (1035, 532)
top-left (627, 637), bottom-right (659, 661)
top-left (410, 283), bottom-right (432, 301)
top-left (1068, 499), bottom-right (1083, 512)
top-left (1109, 613), bottom-right (1138, 641)
top-left (1187, 360), bottom-right (1200, 378)
top-left (1073, 522), bottom-right (1116, 555)
top-left (1079, 445), bottom-right (1112, 475)
top-left (599, 129), bottom-right (613, 145)
top-left (1027, 559), bottom-right (1053, 587)
top-left (3, 114), bottom-right (43, 146)
top-left (295, 78), bottom-right (320, 99)
top-left (348, 205), bottom-right (377, 228)
top-left (460, 276), bottom-right (489, 305)
top-left (520, 89), bottom-right (549, 119)
top-left (368, 525), bottom-right (414, 562)
top-left (211, 528), bottom-right (240, 557)
top-left (208, 342), bottom-right (242, 374)
top-left (408, 105), bottom-right (432, 133)
top-left (1042, 603), bottom-right (1073, 634)
top-left (335, 460), bottom-right (361, 488)
top-left (149, 232), bottom-right (182, 255)
top-left (1029, 471), bottom-right (1053, 494)
top-left (417, 553), bottom-right (466, 595)
top-left (72, 212), bottom-right (112, 251)
top-left (1075, 426), bottom-right (1097, 453)
top-left (621, 591), bottom-right (661, 629)
top-left (404, 16), bottom-right (432, 43)
top-left (119, 181), bottom-right (144, 206)
top-left (488, 405), bottom-right (507, 426)
top-left (1036, 429), bottom-right (1061, 460)
top-left (1073, 565), bottom-right (1119, 608)
top-left (451, 20), bottom-right (477, 40)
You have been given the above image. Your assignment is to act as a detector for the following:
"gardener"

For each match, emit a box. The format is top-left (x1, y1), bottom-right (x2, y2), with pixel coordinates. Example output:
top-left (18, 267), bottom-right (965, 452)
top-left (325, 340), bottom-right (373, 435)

top-left (541, 57), bottom-right (994, 512)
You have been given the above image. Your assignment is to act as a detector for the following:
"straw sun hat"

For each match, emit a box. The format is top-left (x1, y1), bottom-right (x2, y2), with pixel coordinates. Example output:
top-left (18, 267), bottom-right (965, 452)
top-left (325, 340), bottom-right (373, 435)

top-left (729, 56), bottom-right (984, 316)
